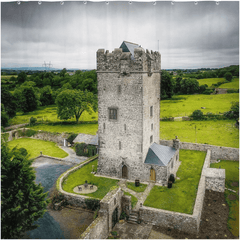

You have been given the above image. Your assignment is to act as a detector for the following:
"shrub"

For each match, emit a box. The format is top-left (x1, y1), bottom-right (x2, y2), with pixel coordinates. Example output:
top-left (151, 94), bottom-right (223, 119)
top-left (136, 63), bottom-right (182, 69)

top-left (67, 133), bottom-right (78, 145)
top-left (25, 129), bottom-right (37, 137)
top-left (93, 208), bottom-right (99, 219)
top-left (190, 110), bottom-right (205, 120)
top-left (30, 117), bottom-right (37, 126)
top-left (75, 143), bottom-right (88, 156)
top-left (227, 89), bottom-right (239, 93)
top-left (224, 72), bottom-right (233, 82)
top-left (169, 174), bottom-right (175, 183)
top-left (85, 198), bottom-right (100, 211)
top-left (202, 89), bottom-right (214, 95)
top-left (224, 101), bottom-right (239, 120)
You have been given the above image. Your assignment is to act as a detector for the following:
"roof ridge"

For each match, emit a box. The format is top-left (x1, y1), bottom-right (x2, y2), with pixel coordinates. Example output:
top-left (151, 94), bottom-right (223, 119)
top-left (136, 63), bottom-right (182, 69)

top-left (123, 40), bottom-right (140, 46)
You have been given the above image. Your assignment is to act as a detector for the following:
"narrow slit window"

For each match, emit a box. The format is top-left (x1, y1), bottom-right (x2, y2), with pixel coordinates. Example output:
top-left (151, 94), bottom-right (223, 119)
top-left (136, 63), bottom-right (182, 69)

top-left (103, 123), bottom-right (105, 129)
top-left (150, 106), bottom-right (153, 117)
top-left (150, 135), bottom-right (153, 143)
top-left (151, 123), bottom-right (153, 130)
top-left (118, 85), bottom-right (121, 94)
top-left (119, 141), bottom-right (121, 150)
top-left (124, 124), bottom-right (126, 132)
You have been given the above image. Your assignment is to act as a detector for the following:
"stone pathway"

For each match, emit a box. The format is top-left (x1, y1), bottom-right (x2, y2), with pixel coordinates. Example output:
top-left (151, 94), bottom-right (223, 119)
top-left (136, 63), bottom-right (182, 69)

top-left (112, 221), bottom-right (153, 239)
top-left (118, 180), bottom-right (155, 211)
top-left (60, 146), bottom-right (88, 164)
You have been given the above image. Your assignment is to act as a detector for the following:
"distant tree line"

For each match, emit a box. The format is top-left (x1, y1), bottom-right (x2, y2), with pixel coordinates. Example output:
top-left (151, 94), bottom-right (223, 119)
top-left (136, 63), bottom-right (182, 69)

top-left (1, 69), bottom-right (98, 127)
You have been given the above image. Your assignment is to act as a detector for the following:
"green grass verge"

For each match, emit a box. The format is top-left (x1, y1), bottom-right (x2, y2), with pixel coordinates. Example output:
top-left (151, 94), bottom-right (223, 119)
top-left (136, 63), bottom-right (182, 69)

top-left (9, 104), bottom-right (98, 125)
top-left (29, 123), bottom-right (98, 135)
top-left (124, 191), bottom-right (138, 209)
top-left (160, 93), bottom-right (239, 118)
top-left (160, 120), bottom-right (239, 148)
top-left (144, 150), bottom-right (206, 214)
top-left (62, 159), bottom-right (119, 199)
top-left (7, 138), bottom-right (68, 159)
top-left (219, 78), bottom-right (239, 89)
top-left (126, 182), bottom-right (147, 193)
top-left (197, 78), bottom-right (225, 87)
top-left (210, 160), bottom-right (239, 237)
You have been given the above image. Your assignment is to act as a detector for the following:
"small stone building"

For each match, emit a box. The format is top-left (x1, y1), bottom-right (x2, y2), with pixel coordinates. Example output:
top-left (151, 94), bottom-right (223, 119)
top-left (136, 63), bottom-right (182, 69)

top-left (97, 41), bottom-right (180, 185)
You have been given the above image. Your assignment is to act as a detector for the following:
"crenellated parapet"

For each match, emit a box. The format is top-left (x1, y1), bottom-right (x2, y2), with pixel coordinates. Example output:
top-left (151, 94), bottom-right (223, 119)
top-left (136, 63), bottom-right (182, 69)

top-left (97, 47), bottom-right (161, 75)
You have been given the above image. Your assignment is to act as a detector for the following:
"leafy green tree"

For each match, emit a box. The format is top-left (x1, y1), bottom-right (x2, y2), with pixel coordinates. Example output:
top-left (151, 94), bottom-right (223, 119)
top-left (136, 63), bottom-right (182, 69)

top-left (224, 101), bottom-right (239, 120)
top-left (43, 78), bottom-right (51, 86)
top-left (1, 88), bottom-right (17, 118)
top-left (190, 110), bottom-right (204, 120)
top-left (17, 72), bottom-right (27, 84)
top-left (224, 72), bottom-right (233, 82)
top-left (60, 68), bottom-right (67, 77)
top-left (1, 104), bottom-right (9, 127)
top-left (1, 142), bottom-right (48, 239)
top-left (21, 87), bottom-right (38, 112)
top-left (40, 85), bottom-right (54, 106)
top-left (180, 78), bottom-right (199, 94)
top-left (56, 89), bottom-right (97, 123)
top-left (174, 76), bottom-right (182, 94)
top-left (161, 70), bottom-right (175, 99)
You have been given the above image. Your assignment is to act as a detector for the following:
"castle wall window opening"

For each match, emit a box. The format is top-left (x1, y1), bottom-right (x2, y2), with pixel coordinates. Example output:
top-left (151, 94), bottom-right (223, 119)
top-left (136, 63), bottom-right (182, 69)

top-left (150, 106), bottom-right (153, 117)
top-left (109, 108), bottom-right (117, 120)
top-left (151, 123), bottom-right (153, 130)
top-left (150, 135), bottom-right (153, 143)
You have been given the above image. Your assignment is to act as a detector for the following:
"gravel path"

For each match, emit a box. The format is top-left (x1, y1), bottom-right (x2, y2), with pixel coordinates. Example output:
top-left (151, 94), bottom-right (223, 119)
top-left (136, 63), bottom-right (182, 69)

top-left (60, 146), bottom-right (88, 164)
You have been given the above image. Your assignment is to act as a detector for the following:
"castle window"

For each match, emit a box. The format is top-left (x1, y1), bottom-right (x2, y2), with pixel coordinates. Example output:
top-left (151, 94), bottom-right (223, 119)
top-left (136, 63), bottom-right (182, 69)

top-left (119, 141), bottom-right (121, 150)
top-left (151, 123), bottom-right (153, 130)
top-left (118, 85), bottom-right (121, 94)
top-left (103, 123), bottom-right (105, 129)
top-left (150, 135), bottom-right (153, 143)
top-left (171, 160), bottom-right (174, 168)
top-left (150, 106), bottom-right (153, 117)
top-left (124, 124), bottom-right (126, 132)
top-left (109, 108), bottom-right (117, 120)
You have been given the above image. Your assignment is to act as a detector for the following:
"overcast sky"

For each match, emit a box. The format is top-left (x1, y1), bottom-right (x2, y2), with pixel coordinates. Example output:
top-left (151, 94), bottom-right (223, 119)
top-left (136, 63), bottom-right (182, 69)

top-left (1, 1), bottom-right (239, 69)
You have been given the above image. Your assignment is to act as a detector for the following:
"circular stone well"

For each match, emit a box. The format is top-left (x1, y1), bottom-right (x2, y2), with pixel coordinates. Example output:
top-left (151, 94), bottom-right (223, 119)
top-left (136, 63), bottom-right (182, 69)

top-left (73, 185), bottom-right (98, 194)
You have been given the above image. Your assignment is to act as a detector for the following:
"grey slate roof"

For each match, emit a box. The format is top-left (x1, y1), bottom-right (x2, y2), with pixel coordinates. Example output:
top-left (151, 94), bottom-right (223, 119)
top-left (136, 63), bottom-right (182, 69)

top-left (120, 41), bottom-right (140, 60)
top-left (144, 143), bottom-right (177, 166)
top-left (89, 134), bottom-right (98, 146)
top-left (73, 133), bottom-right (98, 146)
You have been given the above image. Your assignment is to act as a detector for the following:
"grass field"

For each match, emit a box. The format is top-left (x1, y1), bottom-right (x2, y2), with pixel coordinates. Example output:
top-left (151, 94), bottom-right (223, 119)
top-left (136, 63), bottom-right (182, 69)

top-left (210, 160), bottom-right (239, 237)
top-left (9, 105), bottom-right (98, 125)
top-left (197, 78), bottom-right (225, 87)
top-left (7, 138), bottom-right (68, 159)
top-left (160, 120), bottom-right (239, 148)
top-left (219, 78), bottom-right (239, 89)
top-left (30, 123), bottom-right (98, 135)
top-left (144, 150), bottom-right (206, 214)
top-left (126, 182), bottom-right (147, 193)
top-left (160, 93), bottom-right (239, 118)
top-left (62, 159), bottom-right (119, 199)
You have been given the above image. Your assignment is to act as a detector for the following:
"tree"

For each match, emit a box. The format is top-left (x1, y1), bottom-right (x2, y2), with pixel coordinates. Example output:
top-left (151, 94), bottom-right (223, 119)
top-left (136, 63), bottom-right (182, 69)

top-left (174, 76), bottom-right (182, 94)
top-left (1, 88), bottom-right (17, 118)
top-left (180, 78), bottom-right (199, 94)
top-left (190, 110), bottom-right (204, 120)
top-left (1, 104), bottom-right (9, 127)
top-left (56, 89), bottom-right (97, 123)
top-left (224, 101), bottom-right (239, 120)
top-left (1, 142), bottom-right (48, 239)
top-left (40, 85), bottom-right (54, 106)
top-left (17, 72), bottom-right (27, 84)
top-left (59, 68), bottom-right (67, 77)
top-left (161, 70), bottom-right (175, 99)
top-left (224, 72), bottom-right (233, 82)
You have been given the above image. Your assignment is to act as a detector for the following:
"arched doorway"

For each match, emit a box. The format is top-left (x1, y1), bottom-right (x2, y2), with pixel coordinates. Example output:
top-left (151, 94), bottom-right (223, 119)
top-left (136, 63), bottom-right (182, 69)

top-left (150, 168), bottom-right (156, 181)
top-left (122, 165), bottom-right (128, 179)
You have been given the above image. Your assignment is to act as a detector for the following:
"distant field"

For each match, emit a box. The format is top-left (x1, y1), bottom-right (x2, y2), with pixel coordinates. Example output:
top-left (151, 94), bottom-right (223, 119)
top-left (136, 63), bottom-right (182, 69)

top-left (9, 105), bottom-right (98, 125)
top-left (1, 75), bottom-right (18, 79)
top-left (219, 78), bottom-right (239, 89)
top-left (160, 93), bottom-right (239, 118)
top-left (197, 78), bottom-right (225, 87)
top-left (7, 138), bottom-right (68, 159)
top-left (160, 120), bottom-right (239, 148)
top-left (30, 123), bottom-right (98, 135)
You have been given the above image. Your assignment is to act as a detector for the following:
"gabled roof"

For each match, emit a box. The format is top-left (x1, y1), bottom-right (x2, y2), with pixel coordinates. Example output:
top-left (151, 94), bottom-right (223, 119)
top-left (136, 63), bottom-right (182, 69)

top-left (144, 143), bottom-right (177, 166)
top-left (73, 133), bottom-right (98, 146)
top-left (120, 41), bottom-right (141, 60)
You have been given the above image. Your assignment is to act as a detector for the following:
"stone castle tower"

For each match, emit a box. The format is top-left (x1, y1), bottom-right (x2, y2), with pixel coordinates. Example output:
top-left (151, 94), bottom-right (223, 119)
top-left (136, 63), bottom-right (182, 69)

top-left (96, 41), bottom-right (163, 182)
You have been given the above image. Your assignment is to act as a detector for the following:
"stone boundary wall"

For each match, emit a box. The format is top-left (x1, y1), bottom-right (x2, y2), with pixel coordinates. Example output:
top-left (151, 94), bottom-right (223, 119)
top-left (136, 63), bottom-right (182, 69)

top-left (159, 140), bottom-right (239, 161)
top-left (139, 150), bottom-right (211, 235)
top-left (57, 156), bottom-right (99, 207)
top-left (205, 168), bottom-right (225, 192)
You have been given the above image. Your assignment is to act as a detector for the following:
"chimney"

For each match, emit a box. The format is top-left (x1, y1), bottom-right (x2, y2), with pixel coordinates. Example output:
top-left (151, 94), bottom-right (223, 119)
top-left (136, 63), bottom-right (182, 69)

top-left (173, 136), bottom-right (180, 150)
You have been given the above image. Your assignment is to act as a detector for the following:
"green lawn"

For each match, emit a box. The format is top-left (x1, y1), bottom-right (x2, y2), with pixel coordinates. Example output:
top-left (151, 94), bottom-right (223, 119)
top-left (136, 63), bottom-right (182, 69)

top-left (160, 93), bottom-right (239, 118)
top-left (144, 150), bottom-right (206, 214)
top-left (62, 159), bottom-right (119, 199)
top-left (126, 182), bottom-right (147, 193)
top-left (197, 78), bottom-right (225, 87)
top-left (210, 160), bottom-right (239, 237)
top-left (29, 123), bottom-right (98, 135)
top-left (124, 191), bottom-right (138, 208)
top-left (160, 120), bottom-right (239, 148)
top-left (7, 138), bottom-right (68, 159)
top-left (9, 105), bottom-right (98, 125)
top-left (219, 78), bottom-right (239, 89)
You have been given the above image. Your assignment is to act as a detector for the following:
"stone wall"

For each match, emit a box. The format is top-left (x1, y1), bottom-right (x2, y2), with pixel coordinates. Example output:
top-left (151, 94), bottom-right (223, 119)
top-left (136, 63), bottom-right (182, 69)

top-left (205, 168), bottom-right (225, 192)
top-left (160, 140), bottom-right (239, 161)
top-left (80, 216), bottom-right (109, 239)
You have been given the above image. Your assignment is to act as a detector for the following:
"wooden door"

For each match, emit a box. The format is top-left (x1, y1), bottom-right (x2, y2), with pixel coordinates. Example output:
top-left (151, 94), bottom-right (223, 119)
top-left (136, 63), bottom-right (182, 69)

top-left (122, 165), bottom-right (128, 179)
top-left (150, 168), bottom-right (156, 181)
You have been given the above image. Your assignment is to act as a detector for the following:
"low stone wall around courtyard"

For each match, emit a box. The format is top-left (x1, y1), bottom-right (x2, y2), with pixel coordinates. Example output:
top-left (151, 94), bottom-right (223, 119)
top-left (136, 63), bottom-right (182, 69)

top-left (159, 140), bottom-right (239, 161)
top-left (205, 168), bottom-right (225, 192)
top-left (57, 155), bottom-right (98, 207)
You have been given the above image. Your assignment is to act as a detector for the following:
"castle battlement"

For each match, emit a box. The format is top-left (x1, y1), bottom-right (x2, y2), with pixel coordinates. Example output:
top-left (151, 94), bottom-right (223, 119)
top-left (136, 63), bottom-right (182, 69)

top-left (97, 47), bottom-right (161, 74)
